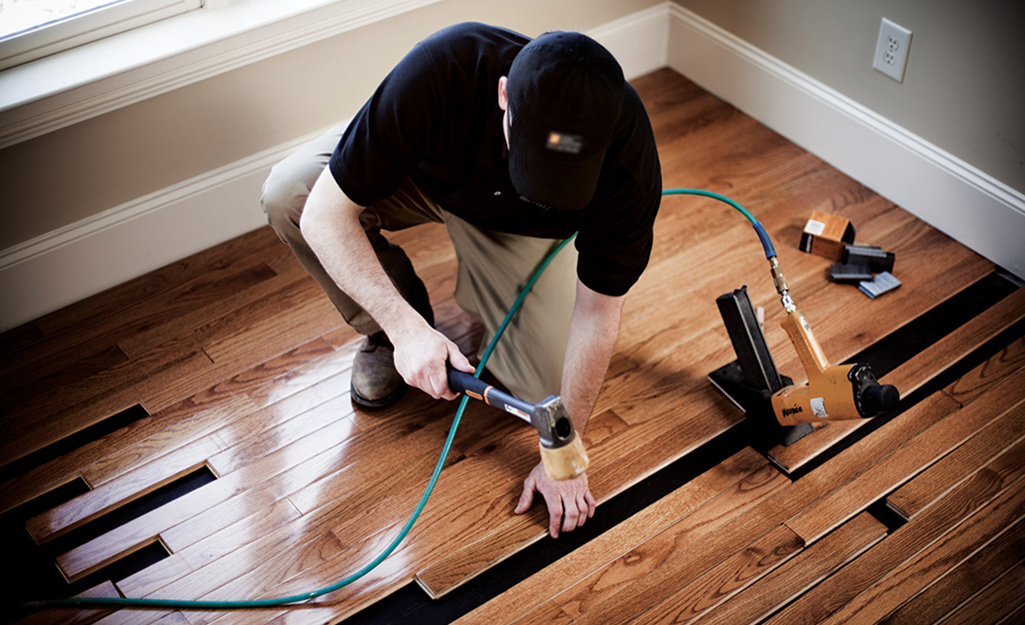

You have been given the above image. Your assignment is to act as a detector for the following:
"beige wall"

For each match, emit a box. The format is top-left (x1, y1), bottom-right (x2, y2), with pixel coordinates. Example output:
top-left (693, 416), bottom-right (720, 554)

top-left (672, 0), bottom-right (1025, 196)
top-left (0, 0), bottom-right (661, 250)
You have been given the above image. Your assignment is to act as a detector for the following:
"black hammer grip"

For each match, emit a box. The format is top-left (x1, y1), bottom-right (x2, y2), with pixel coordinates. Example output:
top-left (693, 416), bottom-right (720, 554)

top-left (446, 366), bottom-right (535, 422)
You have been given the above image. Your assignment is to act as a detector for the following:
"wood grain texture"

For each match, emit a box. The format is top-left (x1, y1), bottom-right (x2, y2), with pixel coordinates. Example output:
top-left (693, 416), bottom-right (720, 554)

top-left (695, 512), bottom-right (887, 625)
top-left (1, 69), bottom-right (1015, 625)
top-left (876, 519), bottom-right (1025, 625)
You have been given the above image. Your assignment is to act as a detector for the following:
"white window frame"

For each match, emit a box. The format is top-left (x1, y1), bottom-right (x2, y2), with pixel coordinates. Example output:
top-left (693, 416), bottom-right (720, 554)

top-left (0, 0), bottom-right (204, 71)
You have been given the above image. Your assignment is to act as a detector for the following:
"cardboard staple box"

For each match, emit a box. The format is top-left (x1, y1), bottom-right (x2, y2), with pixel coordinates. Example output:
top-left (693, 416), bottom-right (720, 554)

top-left (799, 211), bottom-right (856, 260)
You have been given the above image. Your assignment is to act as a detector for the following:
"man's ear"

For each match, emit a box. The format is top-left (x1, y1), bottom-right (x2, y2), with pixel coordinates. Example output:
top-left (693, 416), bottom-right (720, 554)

top-left (498, 76), bottom-right (509, 111)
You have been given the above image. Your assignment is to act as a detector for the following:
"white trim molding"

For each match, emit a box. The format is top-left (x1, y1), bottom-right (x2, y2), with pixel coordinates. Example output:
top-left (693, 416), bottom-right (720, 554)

top-left (667, 4), bottom-right (1025, 281)
top-left (0, 129), bottom-right (325, 330)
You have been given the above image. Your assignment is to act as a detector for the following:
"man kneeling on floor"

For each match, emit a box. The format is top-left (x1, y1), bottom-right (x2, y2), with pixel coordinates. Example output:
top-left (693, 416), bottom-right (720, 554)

top-left (261, 22), bottom-right (661, 538)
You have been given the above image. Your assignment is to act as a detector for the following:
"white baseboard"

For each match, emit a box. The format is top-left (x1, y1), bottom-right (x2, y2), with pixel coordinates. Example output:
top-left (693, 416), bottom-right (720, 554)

top-left (667, 4), bottom-right (1025, 281)
top-left (4, 3), bottom-right (1022, 331)
top-left (0, 129), bottom-right (326, 331)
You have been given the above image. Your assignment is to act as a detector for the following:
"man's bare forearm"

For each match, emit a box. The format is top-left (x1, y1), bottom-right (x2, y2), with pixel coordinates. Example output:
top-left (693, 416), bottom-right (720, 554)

top-left (299, 168), bottom-right (472, 398)
top-left (300, 168), bottom-right (427, 339)
top-left (560, 280), bottom-right (625, 433)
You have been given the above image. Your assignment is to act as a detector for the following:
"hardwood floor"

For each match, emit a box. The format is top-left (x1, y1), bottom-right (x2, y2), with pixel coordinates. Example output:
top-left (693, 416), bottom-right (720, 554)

top-left (2, 68), bottom-right (1022, 625)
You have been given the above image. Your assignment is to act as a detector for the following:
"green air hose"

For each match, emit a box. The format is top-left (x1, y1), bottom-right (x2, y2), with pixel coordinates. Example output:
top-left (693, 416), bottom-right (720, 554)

top-left (24, 188), bottom-right (773, 612)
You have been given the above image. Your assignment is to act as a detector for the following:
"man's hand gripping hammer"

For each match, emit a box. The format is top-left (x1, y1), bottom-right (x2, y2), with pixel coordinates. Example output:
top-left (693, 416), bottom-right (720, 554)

top-left (447, 367), bottom-right (589, 480)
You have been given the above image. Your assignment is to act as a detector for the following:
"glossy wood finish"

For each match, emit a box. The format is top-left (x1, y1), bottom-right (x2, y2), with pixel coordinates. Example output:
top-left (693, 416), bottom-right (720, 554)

top-left (1, 69), bottom-right (1019, 625)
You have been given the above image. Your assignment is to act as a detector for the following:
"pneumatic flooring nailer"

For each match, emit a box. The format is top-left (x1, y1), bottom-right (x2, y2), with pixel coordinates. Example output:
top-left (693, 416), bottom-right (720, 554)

top-left (709, 262), bottom-right (900, 447)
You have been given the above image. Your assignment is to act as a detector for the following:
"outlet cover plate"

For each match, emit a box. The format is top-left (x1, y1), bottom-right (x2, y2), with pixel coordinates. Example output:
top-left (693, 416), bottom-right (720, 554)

top-left (873, 18), bottom-right (912, 82)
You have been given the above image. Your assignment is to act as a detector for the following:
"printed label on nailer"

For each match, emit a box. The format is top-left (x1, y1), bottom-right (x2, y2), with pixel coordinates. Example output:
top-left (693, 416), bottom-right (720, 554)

top-left (810, 397), bottom-right (829, 419)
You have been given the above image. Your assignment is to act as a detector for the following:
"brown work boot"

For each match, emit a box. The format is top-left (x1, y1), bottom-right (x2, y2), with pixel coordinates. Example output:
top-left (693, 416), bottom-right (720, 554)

top-left (350, 331), bottom-right (407, 408)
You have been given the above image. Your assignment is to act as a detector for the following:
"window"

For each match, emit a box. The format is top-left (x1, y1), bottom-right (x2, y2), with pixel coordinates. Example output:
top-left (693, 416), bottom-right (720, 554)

top-left (0, 0), bottom-right (203, 70)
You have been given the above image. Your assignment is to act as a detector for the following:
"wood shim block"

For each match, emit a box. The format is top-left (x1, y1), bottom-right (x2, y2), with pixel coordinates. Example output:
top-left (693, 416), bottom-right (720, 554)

top-left (696, 512), bottom-right (886, 625)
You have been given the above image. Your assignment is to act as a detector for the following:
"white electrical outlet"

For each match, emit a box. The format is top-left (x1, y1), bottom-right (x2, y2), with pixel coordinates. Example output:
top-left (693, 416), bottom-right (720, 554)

top-left (873, 18), bottom-right (912, 82)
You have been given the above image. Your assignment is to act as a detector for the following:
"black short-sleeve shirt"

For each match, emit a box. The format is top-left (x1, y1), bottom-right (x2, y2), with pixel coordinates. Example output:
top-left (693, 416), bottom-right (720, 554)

top-left (329, 22), bottom-right (661, 297)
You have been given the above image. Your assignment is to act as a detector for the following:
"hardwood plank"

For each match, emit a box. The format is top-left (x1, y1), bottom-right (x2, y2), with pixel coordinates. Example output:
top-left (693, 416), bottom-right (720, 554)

top-left (0, 393), bottom-right (253, 517)
top-left (696, 512), bottom-right (887, 625)
top-left (766, 278), bottom-right (1020, 475)
top-left (55, 399), bottom-right (362, 581)
top-left (943, 334), bottom-right (1025, 406)
top-left (876, 519), bottom-right (1025, 625)
top-left (556, 391), bottom-right (958, 625)
top-left (26, 450), bottom-right (217, 545)
top-left (17, 581), bottom-right (120, 625)
top-left (503, 464), bottom-right (789, 625)
top-left (887, 404), bottom-right (1025, 519)
top-left (761, 470), bottom-right (1025, 624)
top-left (936, 562), bottom-right (1025, 625)
top-left (884, 286), bottom-right (1025, 397)
top-left (784, 373), bottom-right (1025, 544)
top-left (0, 349), bottom-right (212, 469)
top-left (418, 392), bottom-right (740, 599)
top-left (628, 524), bottom-right (804, 625)
top-left (0, 227), bottom-right (283, 378)
top-left (445, 448), bottom-right (770, 618)
top-left (813, 481), bottom-right (1025, 625)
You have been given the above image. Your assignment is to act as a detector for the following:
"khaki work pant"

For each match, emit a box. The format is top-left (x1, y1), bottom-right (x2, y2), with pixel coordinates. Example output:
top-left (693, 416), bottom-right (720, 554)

top-left (261, 126), bottom-right (578, 402)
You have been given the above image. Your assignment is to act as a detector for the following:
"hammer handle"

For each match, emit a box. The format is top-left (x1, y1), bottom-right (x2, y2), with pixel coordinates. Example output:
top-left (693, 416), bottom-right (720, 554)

top-left (446, 367), bottom-right (534, 423)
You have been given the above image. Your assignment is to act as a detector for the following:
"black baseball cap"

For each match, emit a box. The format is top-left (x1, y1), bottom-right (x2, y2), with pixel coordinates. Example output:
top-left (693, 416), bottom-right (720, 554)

top-left (506, 31), bottom-right (625, 211)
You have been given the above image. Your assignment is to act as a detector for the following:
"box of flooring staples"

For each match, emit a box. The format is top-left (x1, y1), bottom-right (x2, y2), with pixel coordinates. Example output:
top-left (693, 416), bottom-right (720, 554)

top-left (800, 211), bottom-right (856, 260)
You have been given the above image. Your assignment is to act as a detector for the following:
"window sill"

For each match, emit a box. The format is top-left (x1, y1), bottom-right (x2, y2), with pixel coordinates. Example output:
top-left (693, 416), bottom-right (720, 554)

top-left (0, 0), bottom-right (439, 149)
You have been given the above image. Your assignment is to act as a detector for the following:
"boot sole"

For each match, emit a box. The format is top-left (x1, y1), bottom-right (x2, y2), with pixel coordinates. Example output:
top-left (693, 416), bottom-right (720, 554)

top-left (350, 380), bottom-right (408, 409)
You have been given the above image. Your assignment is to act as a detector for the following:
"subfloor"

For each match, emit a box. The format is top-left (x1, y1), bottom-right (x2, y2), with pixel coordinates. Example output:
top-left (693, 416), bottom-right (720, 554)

top-left (2, 68), bottom-right (1024, 625)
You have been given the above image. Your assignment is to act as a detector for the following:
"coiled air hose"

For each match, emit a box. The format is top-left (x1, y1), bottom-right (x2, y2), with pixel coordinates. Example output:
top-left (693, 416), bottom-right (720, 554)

top-left (24, 188), bottom-right (783, 611)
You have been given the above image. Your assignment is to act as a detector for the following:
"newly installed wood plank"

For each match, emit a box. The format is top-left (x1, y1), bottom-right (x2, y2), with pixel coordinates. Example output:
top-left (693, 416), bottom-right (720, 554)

top-left (887, 403), bottom-right (1025, 519)
top-left (814, 479), bottom-right (1025, 625)
top-left (629, 524), bottom-right (804, 625)
top-left (17, 581), bottom-right (120, 625)
top-left (418, 392), bottom-right (740, 599)
top-left (26, 447), bottom-right (218, 544)
top-left (0, 227), bottom-right (284, 379)
top-left (696, 512), bottom-right (886, 625)
top-left (761, 471), bottom-right (1025, 625)
top-left (564, 391), bottom-right (958, 625)
top-left (943, 334), bottom-right (1025, 407)
top-left (766, 279), bottom-right (1021, 475)
top-left (446, 448), bottom-right (770, 620)
top-left (502, 465), bottom-right (790, 625)
top-left (936, 561), bottom-right (1025, 625)
top-left (784, 373), bottom-right (1025, 545)
top-left (876, 519), bottom-right (1025, 625)
top-left (884, 286), bottom-right (1025, 397)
